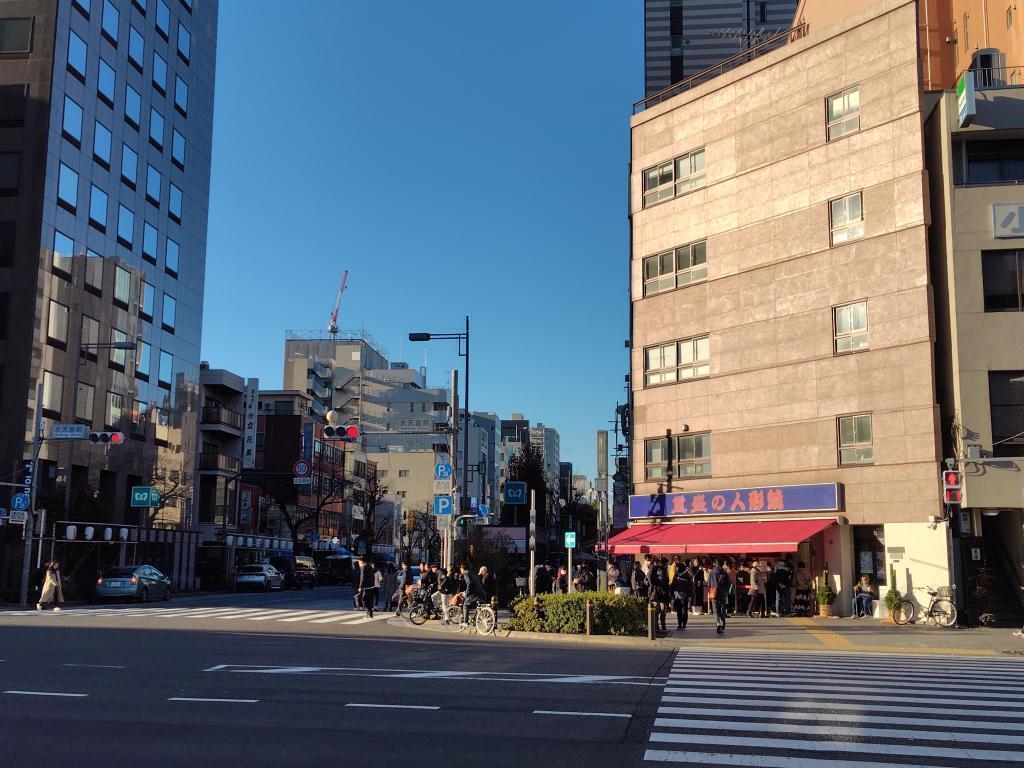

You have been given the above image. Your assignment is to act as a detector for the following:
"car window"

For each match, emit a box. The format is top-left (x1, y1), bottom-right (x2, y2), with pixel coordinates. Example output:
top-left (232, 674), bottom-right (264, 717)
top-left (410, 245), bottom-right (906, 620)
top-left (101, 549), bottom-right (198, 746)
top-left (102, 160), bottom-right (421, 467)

top-left (103, 567), bottom-right (136, 577)
top-left (239, 565), bottom-right (264, 574)
top-left (150, 567), bottom-right (165, 579)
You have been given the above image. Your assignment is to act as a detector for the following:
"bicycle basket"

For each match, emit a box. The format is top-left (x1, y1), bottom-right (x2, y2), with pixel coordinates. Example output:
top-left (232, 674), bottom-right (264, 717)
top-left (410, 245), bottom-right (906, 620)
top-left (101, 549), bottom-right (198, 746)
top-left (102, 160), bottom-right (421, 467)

top-left (935, 586), bottom-right (954, 599)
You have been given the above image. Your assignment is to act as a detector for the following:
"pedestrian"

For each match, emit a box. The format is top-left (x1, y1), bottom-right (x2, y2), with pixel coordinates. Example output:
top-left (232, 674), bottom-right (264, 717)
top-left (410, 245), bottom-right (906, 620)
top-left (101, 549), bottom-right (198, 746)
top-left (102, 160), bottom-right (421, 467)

top-left (701, 560), bottom-right (712, 613)
top-left (434, 567), bottom-right (454, 621)
top-left (748, 559), bottom-right (767, 618)
top-left (711, 559), bottom-right (731, 635)
top-left (648, 558), bottom-right (670, 633)
top-left (735, 560), bottom-right (751, 615)
top-left (374, 561), bottom-right (385, 609)
top-left (793, 561), bottom-right (813, 616)
top-left (670, 560), bottom-right (693, 631)
top-left (631, 560), bottom-right (649, 600)
top-left (534, 563), bottom-right (552, 594)
top-left (574, 562), bottom-right (595, 592)
top-left (775, 558), bottom-right (793, 616)
top-left (852, 574), bottom-right (874, 618)
top-left (392, 561), bottom-right (409, 613)
top-left (356, 556), bottom-right (377, 618)
top-left (606, 559), bottom-right (621, 591)
top-left (555, 565), bottom-right (568, 594)
top-left (687, 559), bottom-right (703, 615)
top-left (459, 562), bottom-right (486, 628)
top-left (479, 566), bottom-right (496, 603)
top-left (764, 561), bottom-right (778, 616)
top-left (37, 561), bottom-right (64, 612)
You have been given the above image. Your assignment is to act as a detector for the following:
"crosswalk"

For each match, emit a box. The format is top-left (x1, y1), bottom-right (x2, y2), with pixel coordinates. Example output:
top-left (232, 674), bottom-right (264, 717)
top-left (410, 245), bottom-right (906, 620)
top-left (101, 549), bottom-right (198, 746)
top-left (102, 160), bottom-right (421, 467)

top-left (644, 649), bottom-right (1024, 768)
top-left (2, 605), bottom-right (392, 627)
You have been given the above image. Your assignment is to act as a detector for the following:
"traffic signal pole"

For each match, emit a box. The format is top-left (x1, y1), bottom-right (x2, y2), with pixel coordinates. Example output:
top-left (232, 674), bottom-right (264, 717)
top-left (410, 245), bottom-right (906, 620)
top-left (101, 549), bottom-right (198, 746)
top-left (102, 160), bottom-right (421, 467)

top-left (19, 382), bottom-right (44, 608)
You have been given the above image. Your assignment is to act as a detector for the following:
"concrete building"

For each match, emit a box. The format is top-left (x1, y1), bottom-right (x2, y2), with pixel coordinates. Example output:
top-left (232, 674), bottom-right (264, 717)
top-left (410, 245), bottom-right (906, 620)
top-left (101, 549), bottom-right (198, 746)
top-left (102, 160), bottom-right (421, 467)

top-left (194, 363), bottom-right (245, 534)
top-left (620, 0), bottom-right (1024, 618)
top-left (644, 0), bottom-right (799, 96)
top-left (0, 0), bottom-right (217, 541)
top-left (529, 423), bottom-right (561, 486)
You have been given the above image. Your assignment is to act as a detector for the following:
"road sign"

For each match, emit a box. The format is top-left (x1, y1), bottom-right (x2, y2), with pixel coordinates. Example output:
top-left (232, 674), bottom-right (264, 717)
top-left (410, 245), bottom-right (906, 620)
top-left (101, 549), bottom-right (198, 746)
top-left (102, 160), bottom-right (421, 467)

top-left (434, 462), bottom-right (453, 481)
top-left (9, 510), bottom-right (27, 524)
top-left (433, 495), bottom-right (453, 515)
top-left (11, 492), bottom-right (30, 511)
top-left (565, 531), bottom-right (576, 548)
top-left (476, 504), bottom-right (488, 518)
top-left (293, 477), bottom-right (312, 485)
top-left (130, 486), bottom-right (160, 508)
top-left (51, 423), bottom-right (89, 440)
top-left (293, 459), bottom-right (311, 478)
top-left (433, 478), bottom-right (452, 495)
top-left (503, 481), bottom-right (527, 505)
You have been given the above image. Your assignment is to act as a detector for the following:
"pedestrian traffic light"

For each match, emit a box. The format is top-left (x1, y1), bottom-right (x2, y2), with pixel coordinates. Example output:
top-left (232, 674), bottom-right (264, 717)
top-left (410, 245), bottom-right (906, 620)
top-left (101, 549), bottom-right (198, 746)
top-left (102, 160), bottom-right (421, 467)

top-left (942, 469), bottom-right (962, 505)
top-left (89, 431), bottom-right (125, 445)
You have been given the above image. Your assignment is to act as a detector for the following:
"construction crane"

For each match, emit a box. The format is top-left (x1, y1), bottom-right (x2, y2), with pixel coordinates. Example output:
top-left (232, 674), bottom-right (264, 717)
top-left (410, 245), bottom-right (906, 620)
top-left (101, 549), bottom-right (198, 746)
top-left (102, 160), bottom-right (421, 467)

top-left (327, 270), bottom-right (348, 339)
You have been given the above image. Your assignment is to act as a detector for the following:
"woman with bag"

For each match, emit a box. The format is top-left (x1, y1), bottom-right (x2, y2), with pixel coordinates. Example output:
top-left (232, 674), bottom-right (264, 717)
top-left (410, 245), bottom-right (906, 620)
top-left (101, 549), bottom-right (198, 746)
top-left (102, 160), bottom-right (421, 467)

top-left (670, 562), bottom-right (693, 631)
top-left (37, 561), bottom-right (65, 611)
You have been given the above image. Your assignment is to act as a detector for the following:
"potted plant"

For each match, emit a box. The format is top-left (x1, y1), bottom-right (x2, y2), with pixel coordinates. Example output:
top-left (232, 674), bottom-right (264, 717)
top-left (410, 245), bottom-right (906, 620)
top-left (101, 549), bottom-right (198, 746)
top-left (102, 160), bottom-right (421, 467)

top-left (817, 566), bottom-right (836, 617)
top-left (882, 565), bottom-right (901, 622)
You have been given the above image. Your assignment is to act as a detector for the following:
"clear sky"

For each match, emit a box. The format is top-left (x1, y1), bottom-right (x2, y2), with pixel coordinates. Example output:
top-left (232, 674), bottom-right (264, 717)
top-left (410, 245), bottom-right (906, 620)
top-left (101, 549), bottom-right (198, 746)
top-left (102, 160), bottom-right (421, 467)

top-left (201, 1), bottom-right (642, 478)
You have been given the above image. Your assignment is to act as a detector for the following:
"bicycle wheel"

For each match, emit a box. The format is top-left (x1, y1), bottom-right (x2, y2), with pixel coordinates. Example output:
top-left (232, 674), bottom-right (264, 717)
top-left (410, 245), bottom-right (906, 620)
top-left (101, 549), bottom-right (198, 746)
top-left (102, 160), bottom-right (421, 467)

top-left (931, 598), bottom-right (957, 628)
top-left (475, 606), bottom-right (496, 635)
top-left (443, 604), bottom-right (460, 625)
top-left (409, 605), bottom-right (428, 625)
top-left (395, 595), bottom-right (411, 617)
top-left (892, 599), bottom-right (915, 625)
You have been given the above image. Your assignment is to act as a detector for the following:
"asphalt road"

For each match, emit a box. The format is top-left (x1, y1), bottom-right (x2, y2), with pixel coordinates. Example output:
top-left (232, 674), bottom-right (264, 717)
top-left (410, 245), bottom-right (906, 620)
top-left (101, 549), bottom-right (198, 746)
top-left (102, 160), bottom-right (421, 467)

top-left (0, 587), bottom-right (671, 767)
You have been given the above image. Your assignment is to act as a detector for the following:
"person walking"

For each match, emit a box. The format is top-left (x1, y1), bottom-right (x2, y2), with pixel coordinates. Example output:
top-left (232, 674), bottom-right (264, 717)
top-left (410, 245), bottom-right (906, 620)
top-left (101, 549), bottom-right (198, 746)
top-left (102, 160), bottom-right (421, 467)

top-left (793, 561), bottom-right (813, 616)
top-left (649, 559), bottom-right (670, 633)
top-left (711, 559), bottom-right (732, 635)
top-left (775, 558), bottom-right (793, 616)
top-left (479, 566), bottom-right (496, 604)
top-left (554, 565), bottom-right (568, 594)
top-left (764, 561), bottom-right (778, 616)
top-left (37, 561), bottom-right (65, 611)
top-left (607, 559), bottom-right (621, 592)
top-left (748, 559), bottom-right (767, 618)
top-left (356, 556), bottom-right (377, 618)
top-left (735, 560), bottom-right (751, 615)
top-left (670, 561), bottom-right (693, 631)
top-left (392, 561), bottom-right (409, 614)
top-left (631, 560), bottom-right (649, 600)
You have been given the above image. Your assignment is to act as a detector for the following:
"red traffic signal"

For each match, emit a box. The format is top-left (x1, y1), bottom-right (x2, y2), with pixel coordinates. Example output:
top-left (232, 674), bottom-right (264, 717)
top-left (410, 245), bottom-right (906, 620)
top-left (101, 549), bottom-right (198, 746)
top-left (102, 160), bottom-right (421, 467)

top-left (944, 487), bottom-right (963, 504)
top-left (942, 470), bottom-right (961, 489)
top-left (89, 431), bottom-right (125, 445)
top-left (345, 425), bottom-right (359, 440)
top-left (324, 424), bottom-right (360, 441)
top-left (942, 469), bottom-right (962, 505)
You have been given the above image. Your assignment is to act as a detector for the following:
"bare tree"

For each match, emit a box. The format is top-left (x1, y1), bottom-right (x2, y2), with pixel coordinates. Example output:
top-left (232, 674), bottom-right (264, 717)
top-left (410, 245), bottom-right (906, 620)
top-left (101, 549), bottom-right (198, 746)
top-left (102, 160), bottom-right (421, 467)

top-left (409, 505), bottom-right (441, 564)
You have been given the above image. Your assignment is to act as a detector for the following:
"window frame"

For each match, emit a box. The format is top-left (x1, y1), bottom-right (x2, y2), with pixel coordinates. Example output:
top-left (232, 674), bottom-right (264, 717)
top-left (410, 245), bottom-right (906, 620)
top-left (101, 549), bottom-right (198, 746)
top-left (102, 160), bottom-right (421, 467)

top-left (829, 191), bottom-right (864, 246)
top-left (168, 183), bottom-right (182, 222)
top-left (88, 184), bottom-right (108, 231)
top-left (98, 58), bottom-right (116, 106)
top-left (145, 164), bottom-right (161, 206)
top-left (106, 390), bottom-right (124, 429)
top-left (128, 25), bottom-right (144, 71)
top-left (177, 21), bottom-right (191, 63)
top-left (57, 162), bottom-right (79, 213)
top-left (42, 370), bottom-right (64, 417)
top-left (113, 265), bottom-right (132, 308)
top-left (644, 335), bottom-right (710, 387)
top-left (67, 29), bottom-right (87, 81)
top-left (75, 381), bottom-right (95, 424)
top-left (93, 120), bottom-right (112, 169)
top-left (989, 370), bottom-right (1024, 457)
top-left (644, 432), bottom-right (712, 481)
top-left (174, 75), bottom-right (188, 115)
top-left (136, 340), bottom-right (151, 380)
top-left (642, 147), bottom-right (706, 208)
top-left (143, 222), bottom-right (159, 263)
top-left (117, 204), bottom-right (135, 247)
top-left (643, 240), bottom-right (708, 297)
top-left (838, 413), bottom-right (874, 466)
top-left (158, 350), bottom-right (173, 388)
top-left (153, 51), bottom-right (167, 94)
top-left (61, 95), bottom-right (83, 146)
top-left (52, 230), bottom-right (74, 276)
top-left (84, 248), bottom-right (103, 293)
top-left (124, 84), bottom-right (142, 130)
top-left (161, 293), bottom-right (176, 331)
top-left (121, 143), bottom-right (138, 188)
top-left (826, 86), bottom-right (861, 141)
top-left (149, 106), bottom-right (164, 149)
top-left (109, 327), bottom-right (129, 369)
top-left (155, 0), bottom-right (170, 39)
top-left (834, 300), bottom-right (869, 354)
top-left (46, 299), bottom-right (69, 347)
top-left (140, 280), bottom-right (155, 320)
top-left (165, 237), bottom-right (180, 276)
top-left (171, 129), bottom-right (185, 169)
top-left (101, 0), bottom-right (120, 45)
top-left (982, 249), bottom-right (1024, 312)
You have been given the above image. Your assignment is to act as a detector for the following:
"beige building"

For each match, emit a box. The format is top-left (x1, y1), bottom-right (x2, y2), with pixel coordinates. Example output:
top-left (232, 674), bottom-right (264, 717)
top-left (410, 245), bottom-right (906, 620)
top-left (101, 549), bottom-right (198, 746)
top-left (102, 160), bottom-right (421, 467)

top-left (618, 0), bottom-right (1024, 619)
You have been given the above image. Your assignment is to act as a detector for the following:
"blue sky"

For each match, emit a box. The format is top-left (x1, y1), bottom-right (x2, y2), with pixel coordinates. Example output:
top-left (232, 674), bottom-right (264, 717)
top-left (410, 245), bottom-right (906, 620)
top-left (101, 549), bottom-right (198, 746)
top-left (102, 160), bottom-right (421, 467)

top-left (202, 1), bottom-right (641, 477)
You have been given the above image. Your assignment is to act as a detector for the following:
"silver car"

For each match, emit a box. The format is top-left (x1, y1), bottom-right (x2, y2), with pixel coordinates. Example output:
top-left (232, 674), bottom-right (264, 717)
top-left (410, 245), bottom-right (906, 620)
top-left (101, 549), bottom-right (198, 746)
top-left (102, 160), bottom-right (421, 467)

top-left (96, 565), bottom-right (172, 602)
top-left (235, 564), bottom-right (284, 592)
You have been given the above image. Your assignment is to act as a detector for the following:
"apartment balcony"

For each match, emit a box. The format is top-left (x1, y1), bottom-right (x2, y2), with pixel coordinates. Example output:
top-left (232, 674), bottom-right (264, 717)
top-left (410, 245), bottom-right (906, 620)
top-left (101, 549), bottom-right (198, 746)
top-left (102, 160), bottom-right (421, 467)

top-left (310, 379), bottom-right (331, 399)
top-left (199, 406), bottom-right (244, 435)
top-left (198, 452), bottom-right (241, 475)
top-left (973, 66), bottom-right (1024, 90)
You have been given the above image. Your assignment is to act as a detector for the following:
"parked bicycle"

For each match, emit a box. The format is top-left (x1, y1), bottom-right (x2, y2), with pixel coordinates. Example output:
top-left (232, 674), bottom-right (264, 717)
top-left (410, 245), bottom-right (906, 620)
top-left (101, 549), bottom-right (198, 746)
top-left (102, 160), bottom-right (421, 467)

top-left (892, 585), bottom-right (957, 627)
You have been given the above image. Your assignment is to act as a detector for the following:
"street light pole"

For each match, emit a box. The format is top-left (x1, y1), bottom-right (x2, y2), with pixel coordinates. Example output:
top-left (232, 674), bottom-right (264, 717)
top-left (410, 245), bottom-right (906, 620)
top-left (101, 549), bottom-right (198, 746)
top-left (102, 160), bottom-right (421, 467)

top-left (462, 315), bottom-right (470, 516)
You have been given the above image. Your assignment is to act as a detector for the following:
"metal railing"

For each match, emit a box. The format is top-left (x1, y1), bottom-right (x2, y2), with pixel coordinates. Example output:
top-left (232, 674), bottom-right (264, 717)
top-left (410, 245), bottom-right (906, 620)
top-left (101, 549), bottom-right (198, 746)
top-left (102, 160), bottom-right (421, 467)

top-left (634, 23), bottom-right (808, 114)
top-left (200, 406), bottom-right (244, 430)
top-left (968, 66), bottom-right (1024, 89)
top-left (198, 453), bottom-right (241, 473)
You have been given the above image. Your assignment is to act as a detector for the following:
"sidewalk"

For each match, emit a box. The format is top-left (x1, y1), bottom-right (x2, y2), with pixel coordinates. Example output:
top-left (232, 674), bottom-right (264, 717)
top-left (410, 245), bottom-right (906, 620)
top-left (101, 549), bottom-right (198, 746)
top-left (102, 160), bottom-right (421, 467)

top-left (393, 611), bottom-right (1024, 657)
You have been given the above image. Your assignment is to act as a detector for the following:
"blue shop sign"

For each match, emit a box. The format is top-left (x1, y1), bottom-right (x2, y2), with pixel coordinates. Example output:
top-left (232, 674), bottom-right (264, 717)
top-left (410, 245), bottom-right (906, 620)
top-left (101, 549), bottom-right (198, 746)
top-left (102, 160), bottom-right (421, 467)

top-left (629, 482), bottom-right (841, 519)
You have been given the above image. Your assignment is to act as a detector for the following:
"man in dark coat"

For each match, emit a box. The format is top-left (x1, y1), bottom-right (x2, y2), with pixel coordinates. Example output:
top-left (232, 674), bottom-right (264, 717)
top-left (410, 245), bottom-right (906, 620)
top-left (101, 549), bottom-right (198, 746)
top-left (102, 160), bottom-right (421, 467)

top-left (356, 556), bottom-right (376, 618)
top-left (459, 563), bottom-right (486, 627)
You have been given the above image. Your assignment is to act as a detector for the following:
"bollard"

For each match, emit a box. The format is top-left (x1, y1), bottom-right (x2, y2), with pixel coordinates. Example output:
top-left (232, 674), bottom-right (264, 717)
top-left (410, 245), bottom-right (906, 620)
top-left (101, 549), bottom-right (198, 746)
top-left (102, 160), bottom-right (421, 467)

top-left (585, 599), bottom-right (593, 635)
top-left (647, 602), bottom-right (656, 641)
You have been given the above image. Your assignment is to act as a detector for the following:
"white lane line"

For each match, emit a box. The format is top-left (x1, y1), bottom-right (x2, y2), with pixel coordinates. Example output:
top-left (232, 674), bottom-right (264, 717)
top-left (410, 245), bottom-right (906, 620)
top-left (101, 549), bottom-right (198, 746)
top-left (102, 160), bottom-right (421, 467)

top-left (278, 611), bottom-right (344, 622)
top-left (5, 690), bottom-right (89, 698)
top-left (212, 609), bottom-right (279, 620)
top-left (667, 668), bottom-right (1024, 686)
top-left (662, 686), bottom-right (1024, 708)
top-left (644, 749), bottom-right (936, 768)
top-left (245, 611), bottom-right (313, 621)
top-left (665, 678), bottom-right (1021, 699)
top-left (657, 705), bottom-right (1024, 731)
top-left (309, 613), bottom-right (368, 624)
top-left (344, 615), bottom-right (392, 625)
top-left (661, 696), bottom-right (1016, 718)
top-left (168, 697), bottom-right (259, 704)
top-left (345, 703), bottom-right (440, 710)
top-left (652, 717), bottom-right (1024, 745)
top-left (648, 731), bottom-right (1024, 763)
top-left (534, 709), bottom-right (631, 718)
top-left (62, 663), bottom-right (125, 670)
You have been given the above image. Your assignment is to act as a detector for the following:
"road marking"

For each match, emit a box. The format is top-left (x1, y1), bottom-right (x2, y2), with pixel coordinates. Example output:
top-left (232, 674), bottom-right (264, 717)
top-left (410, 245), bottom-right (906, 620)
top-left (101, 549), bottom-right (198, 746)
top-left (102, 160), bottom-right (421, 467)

top-left (244, 611), bottom-right (313, 621)
top-left (663, 685), bottom-right (1024, 707)
top-left (278, 611), bottom-right (344, 622)
top-left (666, 676), bottom-right (1021, 697)
top-left (309, 613), bottom-right (370, 624)
top-left (62, 663), bottom-right (125, 669)
top-left (644, 750), bottom-right (937, 768)
top-left (5, 690), bottom-right (89, 698)
top-left (656, 705), bottom-right (1024, 731)
top-left (534, 710), bottom-right (631, 718)
top-left (345, 703), bottom-right (440, 710)
top-left (661, 696), bottom-right (1018, 718)
top-left (168, 697), bottom-right (259, 703)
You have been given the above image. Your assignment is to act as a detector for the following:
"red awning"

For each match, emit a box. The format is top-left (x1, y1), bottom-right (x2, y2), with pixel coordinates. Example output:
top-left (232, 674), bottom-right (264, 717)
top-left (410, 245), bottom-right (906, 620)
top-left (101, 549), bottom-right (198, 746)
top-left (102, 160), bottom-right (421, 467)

top-left (606, 518), bottom-right (836, 555)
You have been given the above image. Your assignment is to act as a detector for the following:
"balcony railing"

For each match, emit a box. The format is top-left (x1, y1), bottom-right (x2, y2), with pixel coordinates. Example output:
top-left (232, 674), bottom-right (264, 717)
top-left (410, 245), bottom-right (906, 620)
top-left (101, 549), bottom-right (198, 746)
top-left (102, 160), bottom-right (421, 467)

top-left (199, 452), bottom-right (241, 473)
top-left (634, 24), bottom-right (808, 114)
top-left (971, 66), bottom-right (1024, 89)
top-left (200, 406), bottom-right (244, 430)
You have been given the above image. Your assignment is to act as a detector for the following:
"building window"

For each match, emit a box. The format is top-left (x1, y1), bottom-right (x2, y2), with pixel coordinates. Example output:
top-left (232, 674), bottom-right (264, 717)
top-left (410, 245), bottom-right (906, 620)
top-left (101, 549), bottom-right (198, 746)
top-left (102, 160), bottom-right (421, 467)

top-left (146, 165), bottom-right (161, 205)
top-left (830, 192), bottom-right (864, 245)
top-left (174, 76), bottom-right (188, 114)
top-left (125, 85), bottom-right (141, 129)
top-left (0, 152), bottom-right (17, 196)
top-left (102, 0), bottom-right (119, 43)
top-left (171, 129), bottom-right (185, 168)
top-left (81, 313), bottom-right (100, 350)
top-left (128, 25), bottom-right (144, 70)
top-left (134, 0), bottom-right (147, 13)
top-left (162, 294), bottom-right (176, 330)
top-left (67, 30), bottom-right (87, 81)
top-left (57, 163), bottom-right (78, 212)
top-left (756, 0), bottom-right (768, 24)
top-left (47, 300), bottom-right (69, 346)
top-left (990, 371), bottom-right (1024, 457)
top-left (644, 432), bottom-right (711, 481)
top-left (169, 183), bottom-right (182, 222)
top-left (0, 84), bottom-right (28, 127)
top-left (98, 58), bottom-right (115, 105)
top-left (62, 96), bottom-right (83, 145)
top-left (153, 51), bottom-right (167, 93)
top-left (117, 205), bottom-right (135, 247)
top-left (838, 413), bottom-right (873, 465)
top-left (140, 280), bottom-right (155, 320)
top-left (110, 328), bottom-right (128, 368)
top-left (149, 107), bottom-right (164, 149)
top-left (0, 18), bottom-right (33, 52)
top-left (643, 240), bottom-right (707, 296)
top-left (42, 371), bottom-right (64, 417)
top-left (73, 0), bottom-right (91, 17)
top-left (156, 0), bottom-right (170, 38)
top-left (106, 391), bottom-right (124, 428)
top-left (114, 265), bottom-right (132, 307)
top-left (964, 140), bottom-right (1024, 184)
top-left (85, 249), bottom-right (103, 292)
top-left (143, 222), bottom-right (158, 262)
top-left (75, 382), bottom-right (95, 423)
top-left (136, 340), bottom-right (151, 379)
top-left (166, 237), bottom-right (179, 275)
top-left (826, 86), bottom-right (860, 141)
top-left (398, 469), bottom-right (410, 478)
top-left (121, 143), bottom-right (138, 187)
top-left (158, 350), bottom-right (172, 387)
top-left (642, 148), bottom-right (706, 208)
top-left (177, 22), bottom-right (190, 62)
top-left (53, 230), bottom-right (74, 275)
top-left (93, 120), bottom-right (112, 168)
top-left (834, 301), bottom-right (868, 353)
top-left (89, 185), bottom-right (108, 230)
top-left (644, 335), bottom-right (710, 386)
top-left (983, 249), bottom-right (1024, 311)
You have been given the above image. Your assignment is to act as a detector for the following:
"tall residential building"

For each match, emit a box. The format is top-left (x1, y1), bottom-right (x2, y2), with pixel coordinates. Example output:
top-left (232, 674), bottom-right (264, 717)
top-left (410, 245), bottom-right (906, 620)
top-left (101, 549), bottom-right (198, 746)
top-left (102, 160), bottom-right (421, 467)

top-left (529, 423), bottom-right (561, 484)
top-left (0, 1), bottom-right (217, 535)
top-left (622, 0), bottom-right (1024, 619)
top-left (644, 0), bottom-right (799, 96)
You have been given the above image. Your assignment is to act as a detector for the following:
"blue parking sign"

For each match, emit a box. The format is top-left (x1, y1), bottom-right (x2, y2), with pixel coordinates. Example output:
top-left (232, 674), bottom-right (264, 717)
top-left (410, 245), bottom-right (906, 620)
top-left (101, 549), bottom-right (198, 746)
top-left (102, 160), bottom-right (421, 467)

top-left (433, 495), bottom-right (453, 515)
top-left (11, 493), bottom-right (30, 511)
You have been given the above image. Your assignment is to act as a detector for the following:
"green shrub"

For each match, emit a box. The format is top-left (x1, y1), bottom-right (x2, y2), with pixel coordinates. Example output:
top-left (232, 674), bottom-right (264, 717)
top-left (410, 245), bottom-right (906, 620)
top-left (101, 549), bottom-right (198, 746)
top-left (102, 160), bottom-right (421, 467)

top-left (817, 568), bottom-right (836, 606)
top-left (506, 592), bottom-right (647, 636)
top-left (884, 565), bottom-right (902, 611)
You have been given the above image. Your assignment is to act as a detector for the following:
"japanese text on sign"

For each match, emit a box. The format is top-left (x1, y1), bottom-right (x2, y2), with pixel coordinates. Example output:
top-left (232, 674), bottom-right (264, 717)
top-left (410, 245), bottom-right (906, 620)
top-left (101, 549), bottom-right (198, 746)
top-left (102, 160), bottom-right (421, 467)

top-left (628, 483), bottom-right (841, 519)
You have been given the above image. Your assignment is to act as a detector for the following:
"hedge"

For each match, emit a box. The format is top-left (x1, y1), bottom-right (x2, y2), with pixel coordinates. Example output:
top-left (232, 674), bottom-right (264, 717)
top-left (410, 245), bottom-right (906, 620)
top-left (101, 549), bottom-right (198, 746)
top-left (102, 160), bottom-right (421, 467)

top-left (506, 592), bottom-right (647, 636)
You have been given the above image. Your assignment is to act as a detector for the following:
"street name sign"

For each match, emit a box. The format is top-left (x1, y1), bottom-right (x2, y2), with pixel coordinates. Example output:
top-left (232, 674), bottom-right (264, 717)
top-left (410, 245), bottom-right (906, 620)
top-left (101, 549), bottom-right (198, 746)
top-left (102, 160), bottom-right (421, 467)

top-left (51, 423), bottom-right (89, 440)
top-left (130, 486), bottom-right (160, 508)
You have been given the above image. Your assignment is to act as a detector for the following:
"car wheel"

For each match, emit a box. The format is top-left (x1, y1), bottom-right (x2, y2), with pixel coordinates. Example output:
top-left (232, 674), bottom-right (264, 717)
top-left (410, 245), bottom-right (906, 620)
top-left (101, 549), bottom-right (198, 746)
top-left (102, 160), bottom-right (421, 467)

top-left (139, 587), bottom-right (149, 603)
top-left (263, 581), bottom-right (271, 592)
top-left (163, 587), bottom-right (172, 601)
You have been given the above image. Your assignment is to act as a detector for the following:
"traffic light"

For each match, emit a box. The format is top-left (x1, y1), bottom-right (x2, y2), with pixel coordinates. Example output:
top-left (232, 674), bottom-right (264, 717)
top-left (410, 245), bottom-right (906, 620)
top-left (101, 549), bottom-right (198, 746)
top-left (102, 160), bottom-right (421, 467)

top-left (89, 431), bottom-right (125, 445)
top-left (942, 469), bottom-right (962, 505)
top-left (324, 424), bottom-right (360, 441)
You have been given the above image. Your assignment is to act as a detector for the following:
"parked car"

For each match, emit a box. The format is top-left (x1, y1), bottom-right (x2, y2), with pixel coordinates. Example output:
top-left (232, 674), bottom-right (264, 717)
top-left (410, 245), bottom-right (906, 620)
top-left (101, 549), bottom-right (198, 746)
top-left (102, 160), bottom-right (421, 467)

top-left (96, 565), bottom-right (172, 602)
top-left (269, 555), bottom-right (316, 590)
top-left (235, 564), bottom-right (284, 592)
top-left (313, 554), bottom-right (356, 585)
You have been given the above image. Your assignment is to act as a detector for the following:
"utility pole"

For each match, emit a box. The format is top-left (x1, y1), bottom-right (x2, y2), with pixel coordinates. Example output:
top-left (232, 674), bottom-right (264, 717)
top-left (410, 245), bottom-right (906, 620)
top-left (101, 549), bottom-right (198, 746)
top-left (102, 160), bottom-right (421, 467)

top-left (461, 315), bottom-right (470, 517)
top-left (20, 382), bottom-right (44, 608)
top-left (446, 369), bottom-right (459, 572)
top-left (528, 489), bottom-right (536, 596)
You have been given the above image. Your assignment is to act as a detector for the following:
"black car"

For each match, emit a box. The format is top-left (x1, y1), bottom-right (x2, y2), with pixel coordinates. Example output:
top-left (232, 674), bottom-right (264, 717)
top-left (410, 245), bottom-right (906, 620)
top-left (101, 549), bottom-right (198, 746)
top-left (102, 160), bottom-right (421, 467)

top-left (269, 555), bottom-right (316, 590)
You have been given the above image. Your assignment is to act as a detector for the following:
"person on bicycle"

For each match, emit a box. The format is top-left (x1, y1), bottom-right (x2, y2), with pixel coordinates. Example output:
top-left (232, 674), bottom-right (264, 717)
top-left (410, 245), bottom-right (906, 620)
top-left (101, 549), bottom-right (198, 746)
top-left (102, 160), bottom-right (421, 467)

top-left (418, 563), bottom-right (438, 615)
top-left (459, 562), bottom-right (486, 628)
top-left (432, 567), bottom-right (451, 618)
